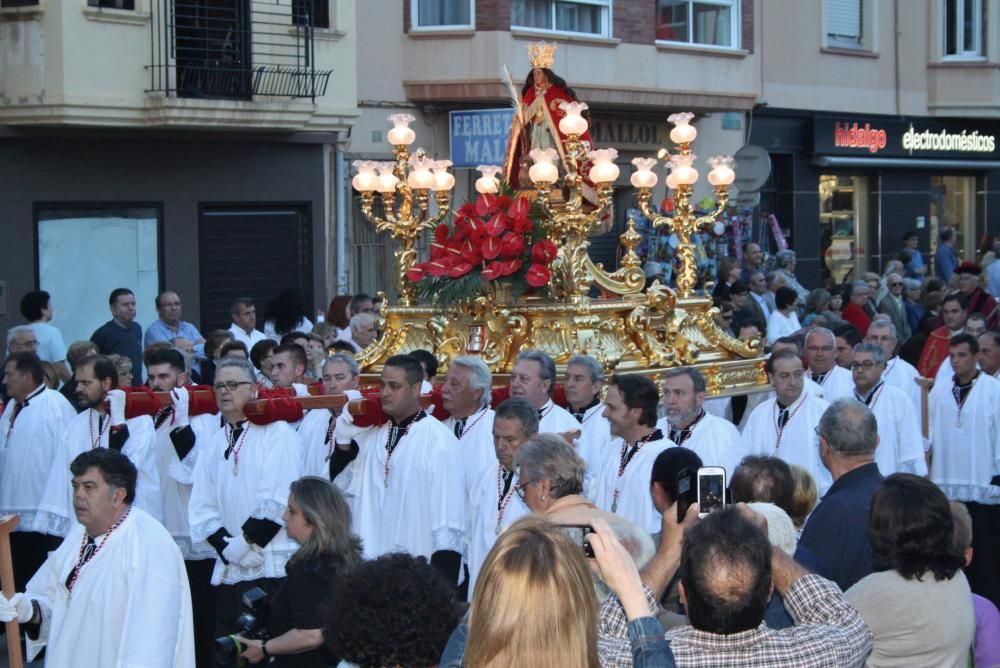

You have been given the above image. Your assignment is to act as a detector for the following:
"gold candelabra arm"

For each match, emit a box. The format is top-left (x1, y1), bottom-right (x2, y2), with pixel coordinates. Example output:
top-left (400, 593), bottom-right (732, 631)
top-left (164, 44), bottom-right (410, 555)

top-left (635, 187), bottom-right (675, 231)
top-left (694, 186), bottom-right (730, 228)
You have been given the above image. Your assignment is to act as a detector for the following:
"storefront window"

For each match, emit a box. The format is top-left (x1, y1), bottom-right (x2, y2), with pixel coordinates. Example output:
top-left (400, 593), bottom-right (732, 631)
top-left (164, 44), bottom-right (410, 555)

top-left (929, 175), bottom-right (979, 267)
top-left (819, 174), bottom-right (869, 286)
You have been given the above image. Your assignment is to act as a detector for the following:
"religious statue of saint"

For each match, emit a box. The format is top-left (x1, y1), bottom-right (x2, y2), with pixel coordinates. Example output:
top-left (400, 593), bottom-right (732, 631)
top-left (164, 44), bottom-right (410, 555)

top-left (503, 42), bottom-right (602, 214)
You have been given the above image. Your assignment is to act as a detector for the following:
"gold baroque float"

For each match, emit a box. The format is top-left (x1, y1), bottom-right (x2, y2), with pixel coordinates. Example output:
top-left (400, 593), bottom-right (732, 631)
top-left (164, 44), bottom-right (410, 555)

top-left (352, 75), bottom-right (766, 397)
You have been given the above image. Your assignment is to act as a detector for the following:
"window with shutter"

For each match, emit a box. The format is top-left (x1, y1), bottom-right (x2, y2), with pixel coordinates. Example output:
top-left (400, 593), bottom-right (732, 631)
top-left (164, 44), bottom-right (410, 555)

top-left (826, 0), bottom-right (862, 46)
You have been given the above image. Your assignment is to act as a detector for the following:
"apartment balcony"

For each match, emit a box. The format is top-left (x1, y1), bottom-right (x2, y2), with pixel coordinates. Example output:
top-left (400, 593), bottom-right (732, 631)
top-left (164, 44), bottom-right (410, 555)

top-left (0, 0), bottom-right (357, 132)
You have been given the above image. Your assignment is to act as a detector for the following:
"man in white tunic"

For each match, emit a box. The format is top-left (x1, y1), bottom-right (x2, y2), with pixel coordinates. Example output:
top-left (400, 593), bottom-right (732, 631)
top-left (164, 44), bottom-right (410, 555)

top-left (0, 352), bottom-right (76, 591)
top-left (37, 354), bottom-right (160, 536)
top-left (297, 353), bottom-right (360, 478)
top-left (188, 357), bottom-right (302, 634)
top-left (564, 354), bottom-right (612, 472)
top-left (743, 350), bottom-right (832, 495)
top-left (465, 398), bottom-right (536, 599)
top-left (330, 354), bottom-right (465, 587)
top-left (440, 356), bottom-right (496, 498)
top-left (849, 343), bottom-right (926, 476)
top-left (509, 350), bottom-right (578, 434)
top-left (270, 342), bottom-right (310, 396)
top-left (656, 367), bottom-right (746, 478)
top-left (146, 347), bottom-right (221, 667)
top-left (865, 320), bottom-right (921, 413)
top-left (929, 332), bottom-right (1000, 608)
top-left (0, 447), bottom-right (194, 667)
top-left (593, 374), bottom-right (671, 534)
top-left (804, 327), bottom-right (854, 401)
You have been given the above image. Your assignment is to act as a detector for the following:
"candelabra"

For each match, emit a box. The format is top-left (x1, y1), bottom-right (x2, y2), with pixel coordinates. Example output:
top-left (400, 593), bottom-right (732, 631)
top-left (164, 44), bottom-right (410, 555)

top-left (352, 113), bottom-right (455, 306)
top-left (509, 101), bottom-right (640, 302)
top-left (631, 112), bottom-right (736, 300)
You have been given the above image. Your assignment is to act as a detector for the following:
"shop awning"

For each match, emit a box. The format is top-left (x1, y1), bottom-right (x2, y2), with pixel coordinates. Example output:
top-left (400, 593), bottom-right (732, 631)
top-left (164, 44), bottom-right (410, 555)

top-left (812, 155), bottom-right (1000, 170)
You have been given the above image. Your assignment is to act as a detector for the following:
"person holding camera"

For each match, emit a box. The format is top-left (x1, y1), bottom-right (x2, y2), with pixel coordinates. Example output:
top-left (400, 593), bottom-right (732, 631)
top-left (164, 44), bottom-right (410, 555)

top-left (238, 477), bottom-right (362, 666)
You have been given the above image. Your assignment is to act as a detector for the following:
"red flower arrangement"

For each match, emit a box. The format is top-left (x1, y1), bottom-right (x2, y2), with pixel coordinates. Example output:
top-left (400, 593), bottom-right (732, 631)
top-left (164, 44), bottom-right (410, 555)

top-left (409, 190), bottom-right (556, 307)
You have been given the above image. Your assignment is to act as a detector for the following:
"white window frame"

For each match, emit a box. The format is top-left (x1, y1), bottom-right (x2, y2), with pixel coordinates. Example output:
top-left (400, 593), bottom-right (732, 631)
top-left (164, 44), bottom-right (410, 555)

top-left (654, 0), bottom-right (741, 51)
top-left (510, 0), bottom-right (613, 39)
top-left (410, 0), bottom-right (475, 31)
top-left (942, 0), bottom-right (984, 59)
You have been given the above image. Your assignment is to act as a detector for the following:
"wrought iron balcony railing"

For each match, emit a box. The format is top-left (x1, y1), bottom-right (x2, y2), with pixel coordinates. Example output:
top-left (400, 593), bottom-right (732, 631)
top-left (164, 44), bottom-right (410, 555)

top-left (147, 0), bottom-right (332, 102)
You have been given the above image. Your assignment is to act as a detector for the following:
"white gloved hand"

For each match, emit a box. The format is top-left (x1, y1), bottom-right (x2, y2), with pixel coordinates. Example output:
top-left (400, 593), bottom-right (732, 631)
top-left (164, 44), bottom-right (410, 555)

top-left (292, 383), bottom-right (310, 397)
top-left (107, 389), bottom-right (127, 426)
top-left (0, 593), bottom-right (33, 624)
top-left (170, 386), bottom-right (190, 428)
top-left (222, 534), bottom-right (252, 565)
top-left (421, 379), bottom-right (433, 395)
top-left (335, 408), bottom-right (365, 445)
top-left (238, 547), bottom-right (265, 570)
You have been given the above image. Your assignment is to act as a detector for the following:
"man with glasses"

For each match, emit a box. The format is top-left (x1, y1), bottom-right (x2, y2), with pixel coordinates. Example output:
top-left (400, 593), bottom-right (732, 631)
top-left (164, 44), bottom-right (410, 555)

top-left (743, 350), bottom-right (832, 495)
top-left (144, 290), bottom-right (206, 361)
top-left (189, 357), bottom-right (302, 636)
top-left (876, 273), bottom-right (911, 341)
top-left (849, 343), bottom-right (925, 476)
top-left (6, 325), bottom-right (39, 355)
top-left (804, 327), bottom-right (854, 401)
top-left (465, 398), bottom-right (537, 599)
top-left (865, 320), bottom-right (921, 413)
top-left (37, 354), bottom-right (160, 535)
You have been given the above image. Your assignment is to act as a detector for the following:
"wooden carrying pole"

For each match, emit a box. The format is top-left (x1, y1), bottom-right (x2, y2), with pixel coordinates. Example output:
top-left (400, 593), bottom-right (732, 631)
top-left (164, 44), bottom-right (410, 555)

top-left (131, 390), bottom-right (434, 416)
top-left (0, 514), bottom-right (24, 668)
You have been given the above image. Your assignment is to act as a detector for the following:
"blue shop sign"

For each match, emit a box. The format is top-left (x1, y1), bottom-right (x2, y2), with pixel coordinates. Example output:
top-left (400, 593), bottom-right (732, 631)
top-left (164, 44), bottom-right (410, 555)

top-left (449, 109), bottom-right (515, 168)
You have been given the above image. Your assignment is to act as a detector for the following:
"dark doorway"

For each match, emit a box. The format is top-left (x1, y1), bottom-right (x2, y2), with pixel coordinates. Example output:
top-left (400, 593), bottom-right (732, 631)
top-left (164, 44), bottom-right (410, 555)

top-left (175, 0), bottom-right (253, 99)
top-left (198, 204), bottom-right (313, 331)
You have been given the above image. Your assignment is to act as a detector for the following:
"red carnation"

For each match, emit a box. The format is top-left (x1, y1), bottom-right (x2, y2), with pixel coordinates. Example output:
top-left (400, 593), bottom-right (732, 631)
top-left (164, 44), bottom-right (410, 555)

top-left (526, 263), bottom-right (552, 287)
top-left (531, 239), bottom-right (558, 264)
top-left (500, 232), bottom-right (525, 258)
top-left (482, 236), bottom-right (502, 260)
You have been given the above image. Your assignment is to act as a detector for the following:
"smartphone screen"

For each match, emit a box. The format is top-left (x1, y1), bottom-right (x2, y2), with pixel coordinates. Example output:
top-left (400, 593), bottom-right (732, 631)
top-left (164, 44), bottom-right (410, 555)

top-left (697, 467), bottom-right (726, 517)
top-left (555, 524), bottom-right (595, 558)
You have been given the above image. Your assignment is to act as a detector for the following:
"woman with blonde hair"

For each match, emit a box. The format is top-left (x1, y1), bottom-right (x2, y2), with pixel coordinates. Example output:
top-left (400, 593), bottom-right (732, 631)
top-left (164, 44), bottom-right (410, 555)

top-left (463, 516), bottom-right (676, 667)
top-left (238, 476), bottom-right (362, 666)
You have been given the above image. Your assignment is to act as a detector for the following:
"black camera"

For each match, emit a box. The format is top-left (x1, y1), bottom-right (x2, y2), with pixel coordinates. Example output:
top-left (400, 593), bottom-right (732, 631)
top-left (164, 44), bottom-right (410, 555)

top-left (214, 587), bottom-right (271, 666)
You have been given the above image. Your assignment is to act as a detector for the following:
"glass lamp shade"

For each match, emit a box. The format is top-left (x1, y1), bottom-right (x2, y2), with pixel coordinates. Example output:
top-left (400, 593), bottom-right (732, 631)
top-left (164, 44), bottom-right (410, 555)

top-left (587, 148), bottom-right (620, 184)
top-left (707, 155), bottom-right (736, 186)
top-left (475, 165), bottom-right (502, 193)
top-left (351, 160), bottom-right (378, 192)
top-left (665, 172), bottom-right (679, 190)
top-left (528, 148), bottom-right (559, 184)
top-left (387, 113), bottom-right (417, 146)
top-left (558, 101), bottom-right (590, 136)
top-left (668, 111), bottom-right (697, 144)
top-left (431, 160), bottom-right (455, 192)
top-left (630, 157), bottom-right (658, 189)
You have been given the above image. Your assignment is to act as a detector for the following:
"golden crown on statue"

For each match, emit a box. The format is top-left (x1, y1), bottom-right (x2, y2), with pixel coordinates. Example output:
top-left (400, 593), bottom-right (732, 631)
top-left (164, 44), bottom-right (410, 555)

top-left (528, 41), bottom-right (557, 69)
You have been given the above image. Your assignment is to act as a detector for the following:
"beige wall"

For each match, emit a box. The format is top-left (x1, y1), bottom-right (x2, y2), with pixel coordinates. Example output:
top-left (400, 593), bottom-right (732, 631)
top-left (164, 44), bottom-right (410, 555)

top-left (0, 0), bottom-right (359, 131)
top-left (760, 0), bottom-right (999, 118)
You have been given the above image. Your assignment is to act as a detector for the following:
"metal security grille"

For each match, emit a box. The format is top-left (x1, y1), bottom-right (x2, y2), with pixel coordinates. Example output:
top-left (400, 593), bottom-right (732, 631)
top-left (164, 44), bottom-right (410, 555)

top-left (147, 0), bottom-right (332, 101)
